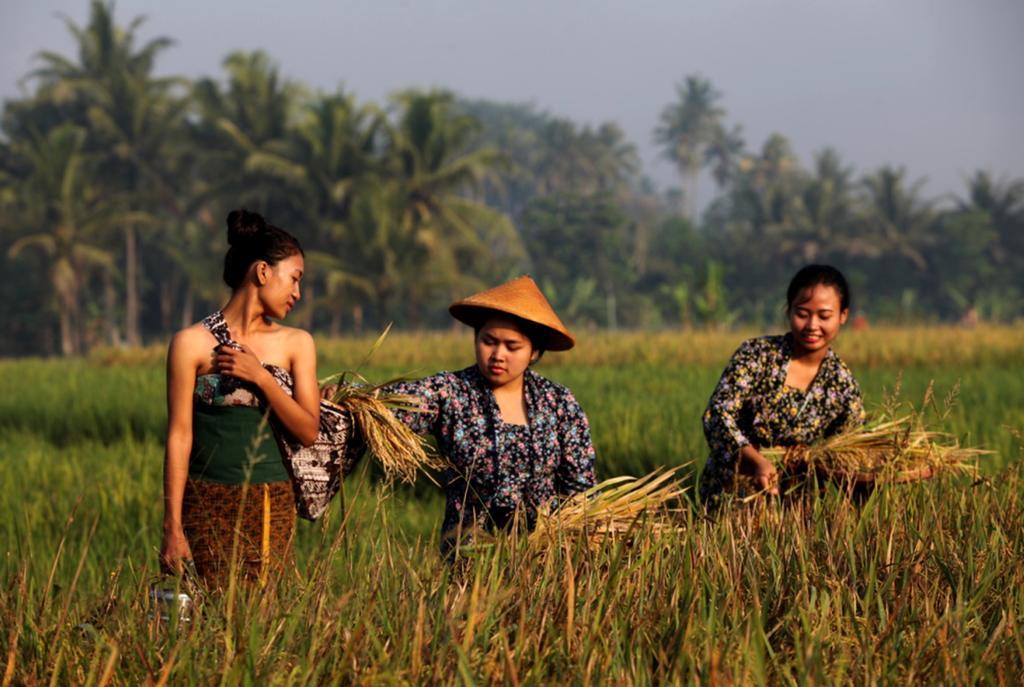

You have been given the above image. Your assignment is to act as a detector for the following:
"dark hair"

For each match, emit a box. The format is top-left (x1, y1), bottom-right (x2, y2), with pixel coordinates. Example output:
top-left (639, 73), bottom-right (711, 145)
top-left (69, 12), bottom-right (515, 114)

top-left (786, 264), bottom-right (851, 312)
top-left (222, 209), bottom-right (303, 289)
top-left (473, 312), bottom-right (547, 363)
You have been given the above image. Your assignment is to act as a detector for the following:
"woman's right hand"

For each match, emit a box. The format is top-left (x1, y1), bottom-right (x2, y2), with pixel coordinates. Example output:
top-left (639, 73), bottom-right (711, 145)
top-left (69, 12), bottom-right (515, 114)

top-left (739, 445), bottom-right (779, 496)
top-left (752, 460), bottom-right (779, 495)
top-left (160, 527), bottom-right (193, 574)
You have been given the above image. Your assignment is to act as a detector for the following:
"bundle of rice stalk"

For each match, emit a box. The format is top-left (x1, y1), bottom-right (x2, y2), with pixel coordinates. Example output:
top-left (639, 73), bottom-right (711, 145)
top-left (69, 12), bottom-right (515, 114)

top-left (761, 415), bottom-right (989, 485)
top-left (473, 467), bottom-right (687, 552)
top-left (320, 324), bottom-right (446, 485)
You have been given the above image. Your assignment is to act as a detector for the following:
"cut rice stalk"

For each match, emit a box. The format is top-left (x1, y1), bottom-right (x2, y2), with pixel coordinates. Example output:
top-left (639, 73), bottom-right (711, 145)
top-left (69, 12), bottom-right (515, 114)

top-left (761, 415), bottom-right (990, 485)
top-left (319, 324), bottom-right (447, 485)
top-left (474, 467), bottom-right (688, 552)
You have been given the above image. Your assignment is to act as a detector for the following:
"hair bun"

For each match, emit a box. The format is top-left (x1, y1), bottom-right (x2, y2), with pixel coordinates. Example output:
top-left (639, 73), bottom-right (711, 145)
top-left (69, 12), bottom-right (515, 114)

top-left (226, 208), bottom-right (267, 246)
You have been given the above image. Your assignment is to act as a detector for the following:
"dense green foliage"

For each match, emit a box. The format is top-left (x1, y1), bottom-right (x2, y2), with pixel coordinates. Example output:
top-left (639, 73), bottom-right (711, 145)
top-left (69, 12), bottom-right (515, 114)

top-left (2, 2), bottom-right (1023, 357)
top-left (2, 330), bottom-right (1022, 683)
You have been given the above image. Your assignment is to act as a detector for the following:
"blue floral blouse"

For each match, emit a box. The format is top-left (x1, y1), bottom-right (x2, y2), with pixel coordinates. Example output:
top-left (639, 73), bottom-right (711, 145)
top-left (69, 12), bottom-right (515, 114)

top-left (387, 365), bottom-right (597, 549)
top-left (700, 334), bottom-right (865, 503)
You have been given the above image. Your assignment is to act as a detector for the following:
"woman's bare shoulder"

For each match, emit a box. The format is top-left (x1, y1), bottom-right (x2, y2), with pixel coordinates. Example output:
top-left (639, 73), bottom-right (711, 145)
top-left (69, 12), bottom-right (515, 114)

top-left (169, 323), bottom-right (218, 359)
top-left (276, 325), bottom-right (315, 349)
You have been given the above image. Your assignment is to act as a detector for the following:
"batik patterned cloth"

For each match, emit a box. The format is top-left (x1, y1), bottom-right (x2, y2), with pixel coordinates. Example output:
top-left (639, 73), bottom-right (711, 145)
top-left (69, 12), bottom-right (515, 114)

top-left (386, 365), bottom-right (596, 553)
top-left (699, 334), bottom-right (865, 504)
top-left (199, 312), bottom-right (363, 520)
top-left (182, 478), bottom-right (295, 587)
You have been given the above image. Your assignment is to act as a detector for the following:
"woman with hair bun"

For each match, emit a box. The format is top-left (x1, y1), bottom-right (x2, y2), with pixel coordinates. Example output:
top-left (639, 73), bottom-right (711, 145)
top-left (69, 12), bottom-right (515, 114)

top-left (160, 209), bottom-right (321, 586)
top-left (699, 265), bottom-right (866, 507)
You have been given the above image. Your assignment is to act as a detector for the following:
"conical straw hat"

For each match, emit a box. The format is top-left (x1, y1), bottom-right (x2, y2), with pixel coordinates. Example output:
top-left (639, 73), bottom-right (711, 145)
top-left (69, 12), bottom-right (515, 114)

top-left (449, 275), bottom-right (575, 351)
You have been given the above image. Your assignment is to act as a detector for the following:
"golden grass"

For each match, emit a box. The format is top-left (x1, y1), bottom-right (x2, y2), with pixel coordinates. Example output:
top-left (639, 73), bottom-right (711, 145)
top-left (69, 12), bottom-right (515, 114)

top-left (322, 325), bottom-right (447, 484)
top-left (84, 324), bottom-right (1024, 370)
top-left (325, 383), bottom-right (445, 484)
top-left (763, 416), bottom-right (989, 485)
top-left (472, 467), bottom-right (687, 552)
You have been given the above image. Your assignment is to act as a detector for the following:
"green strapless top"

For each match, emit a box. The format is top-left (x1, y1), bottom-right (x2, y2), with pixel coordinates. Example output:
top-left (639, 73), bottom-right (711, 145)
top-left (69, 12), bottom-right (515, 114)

top-left (188, 373), bottom-right (289, 485)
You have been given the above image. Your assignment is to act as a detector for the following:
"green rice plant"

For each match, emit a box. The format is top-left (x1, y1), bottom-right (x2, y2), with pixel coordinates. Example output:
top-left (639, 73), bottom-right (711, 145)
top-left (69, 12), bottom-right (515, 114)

top-left (1, 329), bottom-right (1023, 683)
top-left (3, 461), bottom-right (1023, 684)
top-left (82, 325), bottom-right (1024, 370)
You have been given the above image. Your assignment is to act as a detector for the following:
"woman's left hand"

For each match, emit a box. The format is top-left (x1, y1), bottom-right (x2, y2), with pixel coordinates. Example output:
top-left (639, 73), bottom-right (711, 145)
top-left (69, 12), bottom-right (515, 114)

top-left (215, 344), bottom-right (269, 385)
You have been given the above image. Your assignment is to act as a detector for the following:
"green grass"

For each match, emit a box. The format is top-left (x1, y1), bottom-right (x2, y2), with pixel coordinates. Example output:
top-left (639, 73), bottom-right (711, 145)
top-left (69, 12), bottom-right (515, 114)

top-left (2, 360), bottom-right (1020, 472)
top-left (2, 329), bottom-right (1023, 683)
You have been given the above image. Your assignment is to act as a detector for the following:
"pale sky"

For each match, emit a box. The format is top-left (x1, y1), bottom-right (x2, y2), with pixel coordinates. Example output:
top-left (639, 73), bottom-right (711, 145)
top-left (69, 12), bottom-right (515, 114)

top-left (2, 0), bottom-right (1022, 204)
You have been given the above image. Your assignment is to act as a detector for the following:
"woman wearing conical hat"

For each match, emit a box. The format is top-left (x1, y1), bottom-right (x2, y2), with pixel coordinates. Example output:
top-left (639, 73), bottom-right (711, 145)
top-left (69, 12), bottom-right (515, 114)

top-left (386, 275), bottom-right (597, 556)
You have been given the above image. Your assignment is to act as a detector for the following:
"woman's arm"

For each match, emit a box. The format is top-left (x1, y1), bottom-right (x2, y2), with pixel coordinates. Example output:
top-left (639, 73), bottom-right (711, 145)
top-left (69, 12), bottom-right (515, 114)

top-left (161, 330), bottom-right (198, 571)
top-left (382, 373), bottom-right (451, 437)
top-left (555, 390), bottom-right (597, 497)
top-left (702, 339), bottom-right (778, 494)
top-left (825, 373), bottom-right (866, 436)
top-left (214, 331), bottom-right (320, 446)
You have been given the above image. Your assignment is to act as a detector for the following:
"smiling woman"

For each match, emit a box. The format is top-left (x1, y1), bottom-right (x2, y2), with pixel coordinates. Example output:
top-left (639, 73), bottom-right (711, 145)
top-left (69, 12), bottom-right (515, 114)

top-left (699, 265), bottom-right (866, 506)
top-left (385, 275), bottom-right (596, 558)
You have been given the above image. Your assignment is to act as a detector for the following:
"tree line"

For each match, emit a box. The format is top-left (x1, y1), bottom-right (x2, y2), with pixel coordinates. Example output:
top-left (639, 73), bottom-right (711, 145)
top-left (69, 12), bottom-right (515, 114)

top-left (2, 1), bottom-right (1022, 356)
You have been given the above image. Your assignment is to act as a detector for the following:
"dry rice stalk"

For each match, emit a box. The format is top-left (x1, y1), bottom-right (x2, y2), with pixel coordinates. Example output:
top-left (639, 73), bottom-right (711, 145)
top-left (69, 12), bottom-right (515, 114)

top-left (320, 324), bottom-right (447, 484)
top-left (474, 467), bottom-right (688, 552)
top-left (761, 415), bottom-right (990, 485)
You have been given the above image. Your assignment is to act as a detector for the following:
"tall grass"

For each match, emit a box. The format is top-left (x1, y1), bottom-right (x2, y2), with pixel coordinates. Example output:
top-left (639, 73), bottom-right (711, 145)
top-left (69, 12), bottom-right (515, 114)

top-left (85, 325), bottom-right (1024, 370)
top-left (3, 456), bottom-right (1022, 683)
top-left (3, 334), bottom-right (1023, 472)
top-left (2, 328), bottom-right (1022, 683)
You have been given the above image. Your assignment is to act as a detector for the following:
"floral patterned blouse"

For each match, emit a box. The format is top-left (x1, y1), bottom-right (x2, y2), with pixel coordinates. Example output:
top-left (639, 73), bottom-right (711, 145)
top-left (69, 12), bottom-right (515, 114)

top-left (700, 334), bottom-right (865, 503)
top-left (387, 365), bottom-right (597, 550)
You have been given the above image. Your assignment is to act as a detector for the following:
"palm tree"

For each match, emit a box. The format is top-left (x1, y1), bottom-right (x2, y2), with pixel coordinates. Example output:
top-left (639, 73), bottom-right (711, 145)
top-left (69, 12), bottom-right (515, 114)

top-left (777, 148), bottom-right (856, 264)
top-left (958, 171), bottom-right (1024, 268)
top-left (191, 51), bottom-right (305, 216)
top-left (5, 125), bottom-right (122, 355)
top-left (584, 123), bottom-right (640, 195)
top-left (31, 0), bottom-right (180, 346)
top-left (654, 75), bottom-right (726, 221)
top-left (288, 90), bottom-right (384, 225)
top-left (737, 134), bottom-right (805, 241)
top-left (159, 211), bottom-right (228, 328)
top-left (340, 178), bottom-right (422, 324)
top-left (856, 166), bottom-right (935, 271)
top-left (454, 99), bottom-right (548, 219)
top-left (277, 91), bottom-right (385, 329)
top-left (704, 124), bottom-right (745, 189)
top-left (535, 118), bottom-right (594, 195)
top-left (384, 89), bottom-right (522, 321)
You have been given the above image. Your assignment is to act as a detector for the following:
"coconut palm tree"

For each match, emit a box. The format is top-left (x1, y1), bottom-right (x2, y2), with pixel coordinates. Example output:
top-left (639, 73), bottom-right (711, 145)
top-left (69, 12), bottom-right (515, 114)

top-left (856, 166), bottom-right (935, 271)
top-left (776, 148), bottom-right (856, 264)
top-left (5, 125), bottom-right (125, 355)
top-left (191, 51), bottom-right (305, 217)
top-left (704, 123), bottom-right (745, 189)
top-left (384, 89), bottom-right (522, 320)
top-left (585, 123), bottom-right (640, 195)
top-left (277, 91), bottom-right (385, 328)
top-left (287, 90), bottom-right (384, 225)
top-left (654, 75), bottom-right (726, 221)
top-left (534, 118), bottom-right (596, 195)
top-left (31, 0), bottom-right (180, 346)
top-left (735, 134), bottom-right (805, 241)
top-left (957, 171), bottom-right (1024, 269)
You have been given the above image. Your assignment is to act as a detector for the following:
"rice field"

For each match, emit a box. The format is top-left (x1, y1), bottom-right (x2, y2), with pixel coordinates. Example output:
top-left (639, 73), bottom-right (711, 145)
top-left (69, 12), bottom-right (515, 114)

top-left (2, 326), bottom-right (1023, 684)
